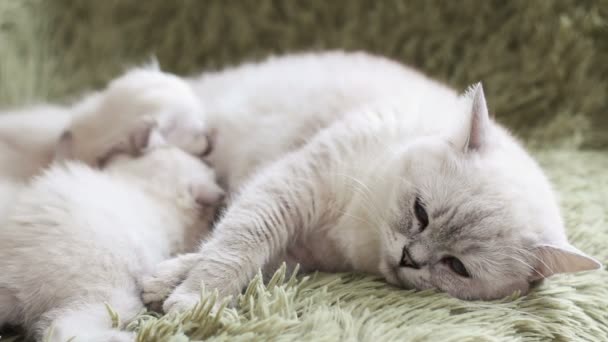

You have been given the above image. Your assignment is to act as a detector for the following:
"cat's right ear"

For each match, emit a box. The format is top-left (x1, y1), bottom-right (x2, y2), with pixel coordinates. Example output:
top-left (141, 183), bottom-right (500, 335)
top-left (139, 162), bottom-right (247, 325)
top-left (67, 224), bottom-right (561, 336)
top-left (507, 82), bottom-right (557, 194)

top-left (529, 243), bottom-right (603, 282)
top-left (451, 83), bottom-right (491, 153)
top-left (54, 130), bottom-right (74, 161)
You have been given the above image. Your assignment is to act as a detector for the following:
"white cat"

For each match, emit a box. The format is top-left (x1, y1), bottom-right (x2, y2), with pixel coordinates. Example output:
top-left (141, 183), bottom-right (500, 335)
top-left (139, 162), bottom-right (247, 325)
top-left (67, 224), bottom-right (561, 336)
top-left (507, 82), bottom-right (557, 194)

top-left (0, 66), bottom-right (210, 183)
top-left (142, 52), bottom-right (602, 311)
top-left (0, 52), bottom-right (601, 315)
top-left (0, 136), bottom-right (223, 341)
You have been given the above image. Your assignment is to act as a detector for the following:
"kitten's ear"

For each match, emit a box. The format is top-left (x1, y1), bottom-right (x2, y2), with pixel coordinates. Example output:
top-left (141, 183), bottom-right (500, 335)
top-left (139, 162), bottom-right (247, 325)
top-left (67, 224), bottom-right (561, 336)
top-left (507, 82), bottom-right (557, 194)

top-left (128, 117), bottom-right (166, 152)
top-left (54, 130), bottom-right (74, 161)
top-left (452, 83), bottom-right (491, 152)
top-left (189, 182), bottom-right (225, 206)
top-left (529, 243), bottom-right (603, 281)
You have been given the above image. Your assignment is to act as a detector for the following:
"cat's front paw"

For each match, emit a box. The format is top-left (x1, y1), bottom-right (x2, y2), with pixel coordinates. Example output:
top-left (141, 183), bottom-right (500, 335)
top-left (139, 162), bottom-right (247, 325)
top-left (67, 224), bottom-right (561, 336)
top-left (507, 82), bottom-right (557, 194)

top-left (141, 253), bottom-right (203, 310)
top-left (157, 257), bottom-right (238, 315)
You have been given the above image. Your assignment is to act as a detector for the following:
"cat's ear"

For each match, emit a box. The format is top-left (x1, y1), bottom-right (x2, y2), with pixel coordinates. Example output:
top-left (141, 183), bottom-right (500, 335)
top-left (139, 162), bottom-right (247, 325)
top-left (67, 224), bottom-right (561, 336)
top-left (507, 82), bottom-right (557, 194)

top-left (529, 243), bottom-right (603, 281)
top-left (452, 83), bottom-right (491, 152)
top-left (54, 130), bottom-right (74, 161)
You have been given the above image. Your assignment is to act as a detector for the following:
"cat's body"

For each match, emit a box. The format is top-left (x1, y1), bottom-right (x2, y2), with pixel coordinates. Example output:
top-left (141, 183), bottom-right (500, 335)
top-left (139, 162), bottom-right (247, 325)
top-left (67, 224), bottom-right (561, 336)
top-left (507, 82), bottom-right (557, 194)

top-left (0, 52), bottom-right (601, 314)
top-left (189, 52), bottom-right (454, 192)
top-left (144, 52), bottom-right (601, 310)
top-left (0, 146), bottom-right (222, 341)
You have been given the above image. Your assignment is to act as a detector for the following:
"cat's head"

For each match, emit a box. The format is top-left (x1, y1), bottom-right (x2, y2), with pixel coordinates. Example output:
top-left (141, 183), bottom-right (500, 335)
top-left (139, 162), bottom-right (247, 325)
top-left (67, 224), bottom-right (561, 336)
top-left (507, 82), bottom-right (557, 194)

top-left (376, 84), bottom-right (601, 300)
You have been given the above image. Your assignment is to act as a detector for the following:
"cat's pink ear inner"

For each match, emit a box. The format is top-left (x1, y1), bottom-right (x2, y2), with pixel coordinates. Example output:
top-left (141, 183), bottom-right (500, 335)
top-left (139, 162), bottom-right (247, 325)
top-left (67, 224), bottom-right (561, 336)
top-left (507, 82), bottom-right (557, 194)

top-left (529, 243), bottom-right (603, 281)
top-left (465, 82), bottom-right (490, 151)
top-left (54, 130), bottom-right (74, 161)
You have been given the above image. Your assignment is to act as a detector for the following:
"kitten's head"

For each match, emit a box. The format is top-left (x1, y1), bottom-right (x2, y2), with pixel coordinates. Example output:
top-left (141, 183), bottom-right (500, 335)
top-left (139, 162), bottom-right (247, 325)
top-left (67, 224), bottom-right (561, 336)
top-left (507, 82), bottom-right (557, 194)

top-left (54, 67), bottom-right (210, 167)
top-left (377, 84), bottom-right (601, 300)
top-left (102, 120), bottom-right (225, 223)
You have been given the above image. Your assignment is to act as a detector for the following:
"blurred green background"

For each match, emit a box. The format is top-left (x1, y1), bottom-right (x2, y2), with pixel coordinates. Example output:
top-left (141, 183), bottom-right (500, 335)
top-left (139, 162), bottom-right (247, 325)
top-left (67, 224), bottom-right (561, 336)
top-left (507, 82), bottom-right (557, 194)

top-left (1, 0), bottom-right (606, 148)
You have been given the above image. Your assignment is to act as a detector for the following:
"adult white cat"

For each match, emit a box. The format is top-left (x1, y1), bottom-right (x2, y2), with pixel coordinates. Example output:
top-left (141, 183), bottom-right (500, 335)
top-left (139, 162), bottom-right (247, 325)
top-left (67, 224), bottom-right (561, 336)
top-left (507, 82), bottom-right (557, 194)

top-left (0, 52), bottom-right (601, 314)
top-left (144, 52), bottom-right (601, 311)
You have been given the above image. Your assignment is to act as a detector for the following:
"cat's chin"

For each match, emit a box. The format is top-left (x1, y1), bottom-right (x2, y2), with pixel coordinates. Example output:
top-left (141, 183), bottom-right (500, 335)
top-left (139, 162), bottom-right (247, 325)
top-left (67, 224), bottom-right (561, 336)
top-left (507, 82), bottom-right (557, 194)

top-left (379, 259), bottom-right (429, 291)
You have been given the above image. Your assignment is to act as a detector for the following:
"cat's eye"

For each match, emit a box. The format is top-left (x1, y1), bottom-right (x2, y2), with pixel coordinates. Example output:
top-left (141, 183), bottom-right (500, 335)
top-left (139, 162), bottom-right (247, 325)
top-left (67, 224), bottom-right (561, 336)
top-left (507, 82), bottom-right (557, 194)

top-left (414, 197), bottom-right (429, 231)
top-left (442, 256), bottom-right (470, 278)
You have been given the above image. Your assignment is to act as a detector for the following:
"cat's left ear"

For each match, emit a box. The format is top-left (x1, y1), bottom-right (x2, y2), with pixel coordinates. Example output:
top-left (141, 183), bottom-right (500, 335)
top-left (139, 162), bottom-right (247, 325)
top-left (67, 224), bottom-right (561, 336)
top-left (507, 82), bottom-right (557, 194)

top-left (453, 82), bottom-right (491, 152)
top-left (529, 243), bottom-right (603, 282)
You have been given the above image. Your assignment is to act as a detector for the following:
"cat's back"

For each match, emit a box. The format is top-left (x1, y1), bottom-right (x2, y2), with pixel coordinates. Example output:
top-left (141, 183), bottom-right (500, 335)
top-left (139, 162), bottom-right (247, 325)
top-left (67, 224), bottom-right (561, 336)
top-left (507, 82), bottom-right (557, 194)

top-left (191, 51), bottom-right (456, 189)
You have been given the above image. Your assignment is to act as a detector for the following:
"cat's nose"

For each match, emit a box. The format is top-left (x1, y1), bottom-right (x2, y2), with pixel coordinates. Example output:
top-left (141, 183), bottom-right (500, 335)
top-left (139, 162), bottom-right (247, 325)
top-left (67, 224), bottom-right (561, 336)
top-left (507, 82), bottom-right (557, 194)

top-left (399, 246), bottom-right (420, 269)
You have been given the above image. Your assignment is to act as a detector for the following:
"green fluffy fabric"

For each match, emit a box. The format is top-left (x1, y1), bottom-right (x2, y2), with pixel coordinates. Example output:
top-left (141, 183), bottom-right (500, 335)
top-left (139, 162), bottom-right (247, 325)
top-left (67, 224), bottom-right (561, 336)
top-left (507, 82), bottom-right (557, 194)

top-left (1, 1), bottom-right (607, 341)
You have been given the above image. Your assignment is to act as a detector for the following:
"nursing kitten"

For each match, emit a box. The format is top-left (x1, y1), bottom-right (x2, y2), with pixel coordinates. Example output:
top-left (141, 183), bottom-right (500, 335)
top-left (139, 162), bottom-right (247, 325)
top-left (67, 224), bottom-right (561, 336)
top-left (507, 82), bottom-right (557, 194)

top-left (0, 52), bottom-right (601, 313)
top-left (0, 134), bottom-right (223, 341)
top-left (55, 66), bottom-right (212, 166)
top-left (0, 66), bottom-right (210, 184)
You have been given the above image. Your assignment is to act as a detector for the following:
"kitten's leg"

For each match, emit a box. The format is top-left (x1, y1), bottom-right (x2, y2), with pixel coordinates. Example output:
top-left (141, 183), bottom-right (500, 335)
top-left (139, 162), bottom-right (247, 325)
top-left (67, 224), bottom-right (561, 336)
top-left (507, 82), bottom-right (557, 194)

top-left (35, 290), bottom-right (143, 342)
top-left (145, 152), bottom-right (331, 313)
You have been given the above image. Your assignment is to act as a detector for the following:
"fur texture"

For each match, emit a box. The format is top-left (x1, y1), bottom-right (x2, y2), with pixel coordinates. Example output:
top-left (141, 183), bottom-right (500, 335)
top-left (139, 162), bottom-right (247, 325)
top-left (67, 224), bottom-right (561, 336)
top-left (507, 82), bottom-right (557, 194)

top-left (143, 52), bottom-right (602, 310)
top-left (0, 52), bottom-right (601, 316)
top-left (0, 145), bottom-right (222, 341)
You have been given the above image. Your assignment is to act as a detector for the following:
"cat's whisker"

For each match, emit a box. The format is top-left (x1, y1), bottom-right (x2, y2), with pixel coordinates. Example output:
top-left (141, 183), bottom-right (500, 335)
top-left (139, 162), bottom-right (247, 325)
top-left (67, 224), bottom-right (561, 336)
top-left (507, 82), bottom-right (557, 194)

top-left (336, 209), bottom-right (377, 228)
top-left (491, 251), bottom-right (545, 279)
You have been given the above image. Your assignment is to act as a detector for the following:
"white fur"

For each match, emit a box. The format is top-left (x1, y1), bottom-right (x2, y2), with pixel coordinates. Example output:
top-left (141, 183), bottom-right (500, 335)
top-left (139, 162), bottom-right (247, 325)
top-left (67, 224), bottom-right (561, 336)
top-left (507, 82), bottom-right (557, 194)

top-left (0, 146), bottom-right (221, 341)
top-left (0, 52), bottom-right (601, 315)
top-left (57, 67), bottom-right (211, 166)
top-left (149, 52), bottom-right (600, 310)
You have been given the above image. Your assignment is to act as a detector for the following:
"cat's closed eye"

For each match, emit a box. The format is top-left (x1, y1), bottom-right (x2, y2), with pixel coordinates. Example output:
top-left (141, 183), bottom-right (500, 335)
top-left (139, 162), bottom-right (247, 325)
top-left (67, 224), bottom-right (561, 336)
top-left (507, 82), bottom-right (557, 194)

top-left (442, 256), bottom-right (470, 278)
top-left (414, 197), bottom-right (429, 231)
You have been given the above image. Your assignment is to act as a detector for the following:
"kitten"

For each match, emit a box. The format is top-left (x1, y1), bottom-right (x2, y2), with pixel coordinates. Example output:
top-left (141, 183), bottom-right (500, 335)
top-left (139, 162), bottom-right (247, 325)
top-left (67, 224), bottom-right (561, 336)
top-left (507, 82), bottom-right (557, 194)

top-left (0, 66), bottom-right (210, 183)
top-left (0, 130), bottom-right (224, 341)
top-left (0, 105), bottom-right (71, 182)
top-left (54, 66), bottom-right (212, 166)
top-left (0, 52), bottom-right (601, 313)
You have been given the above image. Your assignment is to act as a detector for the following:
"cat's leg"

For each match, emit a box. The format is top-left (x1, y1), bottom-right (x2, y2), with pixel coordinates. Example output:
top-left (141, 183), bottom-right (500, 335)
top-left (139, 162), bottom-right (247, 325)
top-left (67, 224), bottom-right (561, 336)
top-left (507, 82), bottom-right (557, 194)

top-left (143, 150), bottom-right (332, 313)
top-left (35, 290), bottom-right (143, 342)
top-left (142, 253), bottom-right (204, 310)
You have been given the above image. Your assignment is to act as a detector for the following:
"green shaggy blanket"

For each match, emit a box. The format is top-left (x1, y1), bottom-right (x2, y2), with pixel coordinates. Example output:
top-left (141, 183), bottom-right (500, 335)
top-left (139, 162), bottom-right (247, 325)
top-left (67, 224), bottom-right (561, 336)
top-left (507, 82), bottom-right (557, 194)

top-left (1, 1), bottom-right (607, 341)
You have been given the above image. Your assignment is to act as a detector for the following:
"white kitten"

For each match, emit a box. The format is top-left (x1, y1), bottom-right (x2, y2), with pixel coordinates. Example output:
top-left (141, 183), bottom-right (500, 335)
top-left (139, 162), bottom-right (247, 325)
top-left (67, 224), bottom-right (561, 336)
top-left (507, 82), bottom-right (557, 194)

top-left (0, 66), bottom-right (210, 184)
top-left (56, 67), bottom-right (212, 167)
top-left (0, 105), bottom-right (71, 182)
top-left (0, 138), bottom-right (223, 341)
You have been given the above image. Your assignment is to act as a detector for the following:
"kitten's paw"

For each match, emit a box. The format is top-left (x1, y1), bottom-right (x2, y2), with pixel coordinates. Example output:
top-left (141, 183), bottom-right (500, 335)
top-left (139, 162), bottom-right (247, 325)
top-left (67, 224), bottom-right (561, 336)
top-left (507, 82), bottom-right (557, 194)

top-left (142, 253), bottom-right (203, 308)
